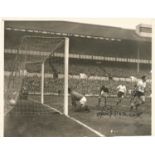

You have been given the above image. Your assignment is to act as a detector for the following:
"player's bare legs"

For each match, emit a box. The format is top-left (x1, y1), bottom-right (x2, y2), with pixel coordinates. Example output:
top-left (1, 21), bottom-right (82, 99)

top-left (116, 93), bottom-right (124, 105)
top-left (97, 96), bottom-right (101, 107)
top-left (104, 96), bottom-right (107, 107)
top-left (130, 96), bottom-right (137, 110)
top-left (130, 76), bottom-right (147, 110)
top-left (130, 95), bottom-right (145, 110)
top-left (135, 96), bottom-right (145, 110)
top-left (116, 85), bottom-right (126, 106)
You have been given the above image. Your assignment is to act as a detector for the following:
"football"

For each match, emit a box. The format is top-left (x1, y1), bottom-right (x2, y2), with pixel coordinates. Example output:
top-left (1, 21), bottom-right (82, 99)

top-left (9, 99), bottom-right (16, 105)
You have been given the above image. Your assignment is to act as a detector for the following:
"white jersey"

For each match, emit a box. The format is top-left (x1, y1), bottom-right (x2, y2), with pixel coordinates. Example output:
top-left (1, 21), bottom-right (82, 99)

top-left (117, 85), bottom-right (127, 93)
top-left (136, 80), bottom-right (146, 93)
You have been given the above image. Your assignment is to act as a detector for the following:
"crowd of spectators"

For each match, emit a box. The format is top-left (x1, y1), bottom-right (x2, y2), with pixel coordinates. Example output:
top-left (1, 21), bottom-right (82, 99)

top-left (5, 53), bottom-right (151, 79)
top-left (5, 53), bottom-right (151, 97)
top-left (22, 75), bottom-right (64, 94)
top-left (5, 51), bottom-right (151, 81)
top-left (68, 62), bottom-right (151, 78)
top-left (22, 75), bottom-right (151, 97)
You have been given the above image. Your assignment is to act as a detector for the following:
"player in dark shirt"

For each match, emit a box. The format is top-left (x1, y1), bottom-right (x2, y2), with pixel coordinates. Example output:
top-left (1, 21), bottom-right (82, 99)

top-left (19, 86), bottom-right (28, 100)
top-left (97, 85), bottom-right (109, 107)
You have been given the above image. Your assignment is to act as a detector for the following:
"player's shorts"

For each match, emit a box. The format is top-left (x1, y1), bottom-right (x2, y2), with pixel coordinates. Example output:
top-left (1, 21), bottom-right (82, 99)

top-left (100, 91), bottom-right (108, 97)
top-left (131, 90), bottom-right (136, 96)
top-left (117, 91), bottom-right (124, 98)
top-left (79, 96), bottom-right (87, 107)
top-left (134, 91), bottom-right (145, 97)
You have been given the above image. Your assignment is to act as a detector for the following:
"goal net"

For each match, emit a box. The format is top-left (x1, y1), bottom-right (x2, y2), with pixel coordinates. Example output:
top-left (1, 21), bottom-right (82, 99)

top-left (4, 36), bottom-right (69, 116)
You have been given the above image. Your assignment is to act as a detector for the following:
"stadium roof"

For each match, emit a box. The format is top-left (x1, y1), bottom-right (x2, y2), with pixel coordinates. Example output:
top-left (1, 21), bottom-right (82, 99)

top-left (5, 21), bottom-right (151, 42)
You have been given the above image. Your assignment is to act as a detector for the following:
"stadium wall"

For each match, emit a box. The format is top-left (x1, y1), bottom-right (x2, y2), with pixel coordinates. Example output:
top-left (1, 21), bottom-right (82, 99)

top-left (4, 30), bottom-right (151, 60)
top-left (4, 29), bottom-right (151, 79)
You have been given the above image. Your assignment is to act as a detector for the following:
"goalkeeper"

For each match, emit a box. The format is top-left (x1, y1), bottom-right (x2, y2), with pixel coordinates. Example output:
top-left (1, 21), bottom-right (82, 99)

top-left (68, 88), bottom-right (89, 112)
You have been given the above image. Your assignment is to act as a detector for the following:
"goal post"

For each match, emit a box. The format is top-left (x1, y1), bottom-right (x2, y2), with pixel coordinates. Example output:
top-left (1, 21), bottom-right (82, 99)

top-left (64, 37), bottom-right (69, 116)
top-left (5, 35), bottom-right (70, 116)
top-left (41, 62), bottom-right (44, 105)
top-left (40, 37), bottom-right (69, 116)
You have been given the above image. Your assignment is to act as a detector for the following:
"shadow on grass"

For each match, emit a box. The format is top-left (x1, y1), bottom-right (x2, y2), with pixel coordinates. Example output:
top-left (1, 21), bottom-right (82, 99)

top-left (4, 99), bottom-right (97, 137)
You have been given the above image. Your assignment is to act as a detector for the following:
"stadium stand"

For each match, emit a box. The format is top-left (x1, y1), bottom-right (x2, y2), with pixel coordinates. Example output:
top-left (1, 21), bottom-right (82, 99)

top-left (4, 21), bottom-right (152, 97)
top-left (5, 29), bottom-right (151, 60)
top-left (5, 54), bottom-right (151, 78)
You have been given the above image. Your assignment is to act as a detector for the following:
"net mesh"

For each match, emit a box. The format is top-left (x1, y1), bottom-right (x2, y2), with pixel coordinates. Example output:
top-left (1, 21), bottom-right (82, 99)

top-left (4, 36), bottom-right (66, 115)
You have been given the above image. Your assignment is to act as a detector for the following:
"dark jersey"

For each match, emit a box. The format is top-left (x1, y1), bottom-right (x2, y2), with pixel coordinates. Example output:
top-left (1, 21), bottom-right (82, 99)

top-left (100, 86), bottom-right (109, 93)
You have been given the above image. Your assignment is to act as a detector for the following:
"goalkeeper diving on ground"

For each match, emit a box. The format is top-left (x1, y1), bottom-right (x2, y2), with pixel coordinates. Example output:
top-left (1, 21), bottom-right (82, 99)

top-left (68, 88), bottom-right (90, 112)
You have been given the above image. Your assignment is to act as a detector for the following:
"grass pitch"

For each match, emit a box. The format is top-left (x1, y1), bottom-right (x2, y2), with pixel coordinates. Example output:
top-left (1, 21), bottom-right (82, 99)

top-left (4, 95), bottom-right (151, 136)
top-left (43, 95), bottom-right (151, 136)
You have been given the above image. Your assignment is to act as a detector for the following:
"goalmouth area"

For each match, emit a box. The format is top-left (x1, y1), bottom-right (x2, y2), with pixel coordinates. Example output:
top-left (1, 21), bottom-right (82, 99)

top-left (4, 36), bottom-right (105, 137)
top-left (4, 99), bottom-right (100, 137)
top-left (4, 94), bottom-right (151, 137)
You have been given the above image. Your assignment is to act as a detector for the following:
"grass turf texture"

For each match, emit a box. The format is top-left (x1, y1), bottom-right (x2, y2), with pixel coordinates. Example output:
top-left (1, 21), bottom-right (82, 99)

top-left (4, 95), bottom-right (151, 136)
top-left (4, 99), bottom-right (97, 137)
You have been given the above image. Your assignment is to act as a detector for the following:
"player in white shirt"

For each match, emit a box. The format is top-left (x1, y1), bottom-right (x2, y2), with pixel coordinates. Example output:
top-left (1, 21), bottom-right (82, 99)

top-left (130, 76), bottom-right (147, 110)
top-left (116, 84), bottom-right (127, 105)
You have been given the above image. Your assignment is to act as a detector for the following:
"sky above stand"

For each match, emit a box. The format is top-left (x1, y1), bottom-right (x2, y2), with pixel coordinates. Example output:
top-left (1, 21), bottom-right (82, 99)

top-left (58, 18), bottom-right (153, 29)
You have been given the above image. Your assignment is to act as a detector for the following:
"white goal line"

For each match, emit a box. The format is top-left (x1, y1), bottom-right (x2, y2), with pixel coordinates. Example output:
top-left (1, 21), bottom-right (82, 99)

top-left (29, 98), bottom-right (104, 137)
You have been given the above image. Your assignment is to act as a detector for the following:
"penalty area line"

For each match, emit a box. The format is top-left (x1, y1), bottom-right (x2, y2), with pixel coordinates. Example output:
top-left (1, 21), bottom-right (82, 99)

top-left (29, 99), bottom-right (63, 115)
top-left (43, 104), bottom-right (63, 115)
top-left (45, 104), bottom-right (105, 137)
top-left (68, 116), bottom-right (105, 137)
top-left (44, 105), bottom-right (105, 137)
top-left (29, 99), bottom-right (104, 137)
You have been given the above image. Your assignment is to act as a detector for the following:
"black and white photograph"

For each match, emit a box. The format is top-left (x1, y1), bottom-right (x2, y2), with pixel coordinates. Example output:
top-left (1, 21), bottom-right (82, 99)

top-left (3, 19), bottom-right (152, 137)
